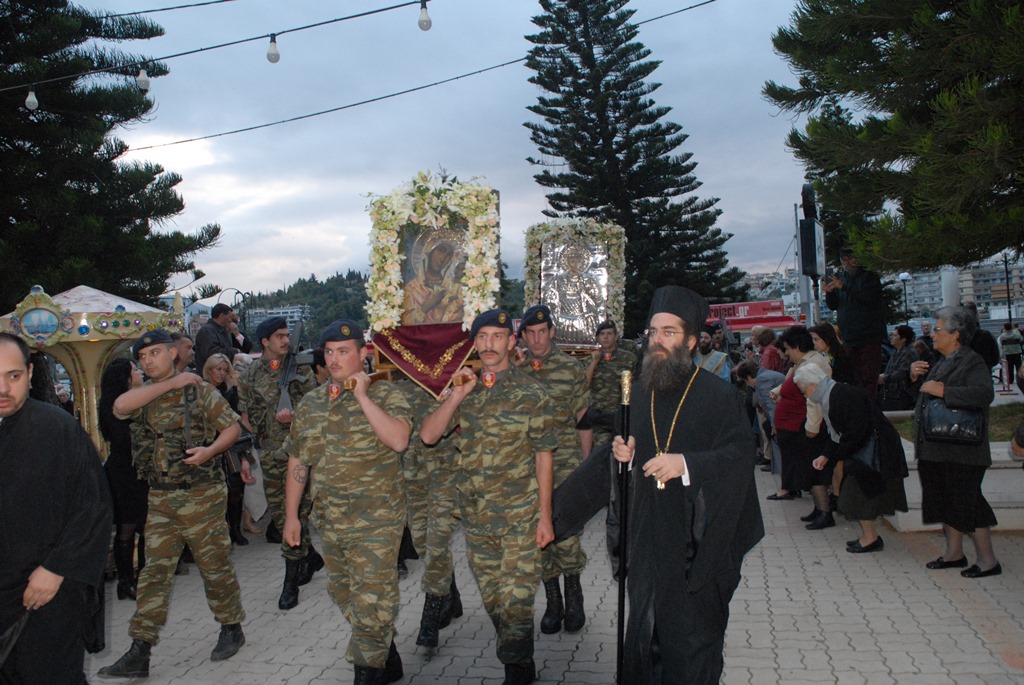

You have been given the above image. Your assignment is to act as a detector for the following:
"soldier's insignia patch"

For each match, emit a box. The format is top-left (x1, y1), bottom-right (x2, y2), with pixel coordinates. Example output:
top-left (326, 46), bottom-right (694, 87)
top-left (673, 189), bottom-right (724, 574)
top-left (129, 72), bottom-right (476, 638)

top-left (142, 335), bottom-right (152, 344)
top-left (498, 312), bottom-right (507, 324)
top-left (270, 359), bottom-right (281, 370)
top-left (482, 371), bottom-right (496, 388)
top-left (537, 311), bottom-right (545, 321)
top-left (531, 359), bottom-right (542, 372)
top-left (603, 352), bottom-right (613, 362)
top-left (341, 325), bottom-right (351, 336)
top-left (329, 384), bottom-right (342, 400)
top-left (439, 386), bottom-right (453, 401)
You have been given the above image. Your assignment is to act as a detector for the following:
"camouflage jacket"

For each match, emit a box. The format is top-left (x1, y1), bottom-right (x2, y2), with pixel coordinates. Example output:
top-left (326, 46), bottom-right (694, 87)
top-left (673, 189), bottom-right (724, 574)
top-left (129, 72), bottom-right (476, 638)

top-left (285, 380), bottom-right (413, 512)
top-left (124, 375), bottom-right (240, 484)
top-left (447, 365), bottom-right (557, 534)
top-left (238, 358), bottom-right (317, 457)
top-left (519, 347), bottom-right (590, 460)
top-left (590, 346), bottom-right (638, 412)
top-left (394, 379), bottom-right (457, 473)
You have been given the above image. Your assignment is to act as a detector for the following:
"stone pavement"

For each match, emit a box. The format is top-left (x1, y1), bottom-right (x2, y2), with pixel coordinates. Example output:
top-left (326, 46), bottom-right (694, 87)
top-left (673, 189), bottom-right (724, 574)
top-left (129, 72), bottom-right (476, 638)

top-left (87, 466), bottom-right (1024, 684)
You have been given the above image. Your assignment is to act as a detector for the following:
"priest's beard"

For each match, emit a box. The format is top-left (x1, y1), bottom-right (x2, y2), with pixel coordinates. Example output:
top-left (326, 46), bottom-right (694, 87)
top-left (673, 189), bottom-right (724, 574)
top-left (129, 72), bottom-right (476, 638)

top-left (640, 341), bottom-right (694, 394)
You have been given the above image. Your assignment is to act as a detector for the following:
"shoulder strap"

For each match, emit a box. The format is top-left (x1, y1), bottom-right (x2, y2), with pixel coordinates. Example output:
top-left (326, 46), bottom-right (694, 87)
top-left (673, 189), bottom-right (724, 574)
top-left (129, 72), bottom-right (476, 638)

top-left (182, 385), bottom-right (197, 450)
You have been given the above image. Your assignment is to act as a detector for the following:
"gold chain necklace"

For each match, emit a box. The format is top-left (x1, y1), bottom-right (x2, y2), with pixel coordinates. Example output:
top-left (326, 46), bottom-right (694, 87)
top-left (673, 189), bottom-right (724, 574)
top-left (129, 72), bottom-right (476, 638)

top-left (650, 370), bottom-right (699, 488)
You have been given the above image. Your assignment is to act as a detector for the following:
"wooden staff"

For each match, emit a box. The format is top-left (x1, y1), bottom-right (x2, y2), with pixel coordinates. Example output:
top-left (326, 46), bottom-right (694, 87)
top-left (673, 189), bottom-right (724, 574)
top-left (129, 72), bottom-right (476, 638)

top-left (616, 369), bottom-right (632, 685)
top-left (342, 371), bottom-right (389, 390)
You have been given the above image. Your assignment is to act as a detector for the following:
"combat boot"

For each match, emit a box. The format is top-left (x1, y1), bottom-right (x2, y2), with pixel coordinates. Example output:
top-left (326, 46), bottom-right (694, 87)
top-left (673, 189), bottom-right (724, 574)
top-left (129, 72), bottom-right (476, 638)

top-left (563, 573), bottom-right (585, 632)
top-left (415, 593), bottom-right (445, 648)
top-left (540, 578), bottom-right (563, 634)
top-left (296, 547), bottom-right (325, 586)
top-left (352, 664), bottom-right (385, 685)
top-left (383, 640), bottom-right (403, 683)
top-left (439, 573), bottom-right (463, 629)
top-left (97, 638), bottom-right (151, 679)
top-left (502, 659), bottom-right (537, 685)
top-left (278, 559), bottom-right (301, 610)
top-left (113, 539), bottom-right (137, 600)
top-left (210, 623), bottom-right (245, 661)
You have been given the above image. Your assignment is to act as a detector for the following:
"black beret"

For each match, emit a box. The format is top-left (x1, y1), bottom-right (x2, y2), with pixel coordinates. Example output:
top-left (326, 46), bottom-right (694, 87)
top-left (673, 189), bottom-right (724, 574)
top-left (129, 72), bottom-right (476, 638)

top-left (470, 309), bottom-right (513, 339)
top-left (132, 329), bottom-right (173, 359)
top-left (646, 286), bottom-right (710, 333)
top-left (256, 316), bottom-right (289, 344)
top-left (518, 304), bottom-right (552, 334)
top-left (318, 319), bottom-right (363, 348)
top-left (703, 325), bottom-right (716, 336)
top-left (595, 320), bottom-right (617, 336)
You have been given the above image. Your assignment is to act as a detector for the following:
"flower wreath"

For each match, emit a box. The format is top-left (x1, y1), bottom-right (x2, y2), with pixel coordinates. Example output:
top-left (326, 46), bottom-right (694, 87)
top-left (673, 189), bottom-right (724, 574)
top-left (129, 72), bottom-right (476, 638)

top-left (366, 171), bottom-right (500, 331)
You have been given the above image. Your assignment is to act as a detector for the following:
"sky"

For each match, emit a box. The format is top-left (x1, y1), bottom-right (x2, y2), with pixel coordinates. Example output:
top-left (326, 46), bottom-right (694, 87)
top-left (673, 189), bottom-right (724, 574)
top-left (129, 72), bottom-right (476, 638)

top-left (90, 0), bottom-right (810, 299)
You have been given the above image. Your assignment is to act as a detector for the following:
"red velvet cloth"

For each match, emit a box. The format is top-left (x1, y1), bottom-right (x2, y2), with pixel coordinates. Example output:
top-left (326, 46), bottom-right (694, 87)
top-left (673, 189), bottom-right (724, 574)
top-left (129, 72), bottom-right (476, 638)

top-left (372, 323), bottom-right (474, 399)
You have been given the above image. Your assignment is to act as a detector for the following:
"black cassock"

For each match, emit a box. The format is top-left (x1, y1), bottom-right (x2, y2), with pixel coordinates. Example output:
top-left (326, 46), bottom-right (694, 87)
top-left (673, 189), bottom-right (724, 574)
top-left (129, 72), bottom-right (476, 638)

top-left (0, 398), bottom-right (112, 666)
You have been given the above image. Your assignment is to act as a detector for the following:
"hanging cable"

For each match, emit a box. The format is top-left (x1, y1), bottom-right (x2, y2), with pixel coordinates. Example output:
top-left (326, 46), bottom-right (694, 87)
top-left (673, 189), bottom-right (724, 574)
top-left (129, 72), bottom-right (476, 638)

top-left (104, 0), bottom-right (239, 18)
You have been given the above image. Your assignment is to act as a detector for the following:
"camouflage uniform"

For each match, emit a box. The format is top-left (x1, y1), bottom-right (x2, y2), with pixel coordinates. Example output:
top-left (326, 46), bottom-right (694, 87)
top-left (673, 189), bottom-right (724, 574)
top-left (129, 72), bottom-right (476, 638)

top-left (122, 375), bottom-right (244, 644)
top-left (520, 347), bottom-right (590, 580)
top-left (237, 359), bottom-right (317, 559)
top-left (396, 381), bottom-right (460, 596)
top-left (446, 365), bottom-right (557, 665)
top-left (285, 381), bottom-right (412, 668)
top-left (589, 346), bottom-right (637, 445)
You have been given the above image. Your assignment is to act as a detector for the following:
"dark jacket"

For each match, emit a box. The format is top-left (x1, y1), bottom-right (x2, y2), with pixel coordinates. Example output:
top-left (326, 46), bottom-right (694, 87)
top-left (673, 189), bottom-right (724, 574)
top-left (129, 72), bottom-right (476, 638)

top-left (821, 382), bottom-right (908, 485)
top-left (824, 268), bottom-right (886, 346)
top-left (195, 319), bottom-right (240, 372)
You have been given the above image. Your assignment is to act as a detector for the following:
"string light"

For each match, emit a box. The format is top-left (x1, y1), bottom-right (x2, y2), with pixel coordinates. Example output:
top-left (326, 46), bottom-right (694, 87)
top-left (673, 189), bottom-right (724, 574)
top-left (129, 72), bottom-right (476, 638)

top-left (135, 68), bottom-right (151, 92)
top-left (266, 34), bottom-right (280, 63)
top-left (417, 0), bottom-right (431, 31)
top-left (24, 89), bottom-right (38, 110)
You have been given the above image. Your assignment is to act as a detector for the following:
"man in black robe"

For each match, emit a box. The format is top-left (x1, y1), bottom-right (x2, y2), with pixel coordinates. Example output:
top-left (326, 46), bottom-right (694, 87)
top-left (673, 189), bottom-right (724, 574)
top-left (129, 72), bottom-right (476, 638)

top-left (612, 286), bottom-right (764, 685)
top-left (0, 333), bottom-right (112, 683)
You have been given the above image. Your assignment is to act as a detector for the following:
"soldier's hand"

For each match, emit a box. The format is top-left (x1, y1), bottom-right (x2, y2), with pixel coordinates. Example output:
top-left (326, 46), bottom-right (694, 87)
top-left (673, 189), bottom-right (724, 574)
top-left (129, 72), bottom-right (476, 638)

top-left (275, 408), bottom-right (295, 424)
top-left (240, 459), bottom-right (256, 484)
top-left (182, 445), bottom-right (215, 465)
top-left (174, 372), bottom-right (203, 389)
top-left (282, 518), bottom-right (301, 547)
top-left (450, 367), bottom-right (477, 398)
top-left (612, 435), bottom-right (634, 464)
top-left (513, 347), bottom-right (526, 366)
top-left (590, 349), bottom-right (601, 364)
top-left (347, 371), bottom-right (371, 398)
top-left (536, 517), bottom-right (555, 549)
top-left (23, 566), bottom-right (63, 611)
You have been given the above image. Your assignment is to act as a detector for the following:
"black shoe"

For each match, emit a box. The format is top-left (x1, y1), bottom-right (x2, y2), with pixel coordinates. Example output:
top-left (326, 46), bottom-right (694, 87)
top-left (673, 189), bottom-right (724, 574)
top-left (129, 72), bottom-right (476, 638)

top-left (760, 464), bottom-right (772, 472)
top-left (353, 664), bottom-right (385, 685)
top-left (805, 511), bottom-right (835, 530)
top-left (439, 573), bottom-right (463, 629)
top-left (113, 540), bottom-right (137, 600)
top-left (800, 508), bottom-right (820, 523)
top-left (766, 491), bottom-right (799, 501)
top-left (755, 457), bottom-right (771, 467)
top-left (174, 559), bottom-right (189, 576)
top-left (502, 660), bottom-right (537, 685)
top-left (265, 520), bottom-right (283, 544)
top-left (540, 578), bottom-right (563, 634)
top-left (278, 559), bottom-right (301, 610)
top-left (383, 641), bottom-right (403, 683)
top-left (210, 623), bottom-right (245, 661)
top-left (925, 556), bottom-right (969, 570)
top-left (961, 562), bottom-right (1002, 578)
top-left (296, 548), bottom-right (324, 587)
top-left (397, 559), bottom-right (408, 579)
top-left (97, 639), bottom-right (151, 679)
top-left (562, 574), bottom-right (585, 633)
top-left (415, 593), bottom-right (445, 648)
top-left (846, 537), bottom-right (884, 553)
top-left (115, 579), bottom-right (137, 601)
top-left (180, 545), bottom-right (195, 564)
top-left (229, 526), bottom-right (249, 546)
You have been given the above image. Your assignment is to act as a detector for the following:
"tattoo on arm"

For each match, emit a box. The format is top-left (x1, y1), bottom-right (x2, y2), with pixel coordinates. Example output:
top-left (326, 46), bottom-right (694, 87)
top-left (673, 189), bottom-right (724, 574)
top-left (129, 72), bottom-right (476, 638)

top-left (291, 464), bottom-right (308, 485)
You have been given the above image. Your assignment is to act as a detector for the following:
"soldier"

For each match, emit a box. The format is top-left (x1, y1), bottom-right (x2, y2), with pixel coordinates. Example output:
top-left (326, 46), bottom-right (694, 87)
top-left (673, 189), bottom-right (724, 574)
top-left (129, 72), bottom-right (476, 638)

top-left (237, 316), bottom-right (322, 610)
top-left (98, 330), bottom-right (245, 679)
top-left (394, 378), bottom-right (463, 650)
top-left (583, 319), bottom-right (637, 446)
top-left (516, 304), bottom-right (592, 635)
top-left (283, 320), bottom-right (412, 685)
top-left (421, 309), bottom-right (557, 685)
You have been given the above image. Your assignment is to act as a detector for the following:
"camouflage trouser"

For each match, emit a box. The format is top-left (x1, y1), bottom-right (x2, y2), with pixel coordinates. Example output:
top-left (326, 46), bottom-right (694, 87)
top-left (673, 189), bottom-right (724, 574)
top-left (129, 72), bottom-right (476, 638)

top-left (404, 445), bottom-right (461, 596)
top-left (263, 449), bottom-right (313, 560)
top-left (129, 481), bottom-right (245, 645)
top-left (318, 502), bottom-right (404, 668)
top-left (464, 522), bottom-right (540, 665)
top-left (542, 456), bottom-right (587, 580)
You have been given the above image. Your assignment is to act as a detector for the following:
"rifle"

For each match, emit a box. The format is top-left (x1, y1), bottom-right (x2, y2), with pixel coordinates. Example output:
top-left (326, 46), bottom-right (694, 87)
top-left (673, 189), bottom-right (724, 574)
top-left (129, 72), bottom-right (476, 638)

top-left (276, 319), bottom-right (304, 414)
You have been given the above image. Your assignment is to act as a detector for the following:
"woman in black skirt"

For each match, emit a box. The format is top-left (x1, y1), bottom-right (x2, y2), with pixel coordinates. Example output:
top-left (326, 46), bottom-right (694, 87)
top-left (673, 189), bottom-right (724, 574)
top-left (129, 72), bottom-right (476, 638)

top-left (909, 305), bottom-right (1000, 578)
top-left (99, 357), bottom-right (149, 599)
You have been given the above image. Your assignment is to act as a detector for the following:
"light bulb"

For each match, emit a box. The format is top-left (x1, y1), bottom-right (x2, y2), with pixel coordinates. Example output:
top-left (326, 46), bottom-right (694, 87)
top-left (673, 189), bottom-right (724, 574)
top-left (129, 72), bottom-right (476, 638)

top-left (25, 89), bottom-right (38, 111)
top-left (135, 68), bottom-right (151, 93)
top-left (266, 34), bottom-right (280, 63)
top-left (418, 2), bottom-right (432, 31)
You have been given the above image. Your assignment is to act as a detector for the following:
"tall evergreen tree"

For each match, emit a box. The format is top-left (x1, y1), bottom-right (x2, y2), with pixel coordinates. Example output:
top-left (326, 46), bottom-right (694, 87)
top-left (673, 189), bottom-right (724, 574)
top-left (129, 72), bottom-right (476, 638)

top-left (0, 0), bottom-right (220, 314)
top-left (524, 0), bottom-right (746, 336)
top-left (764, 0), bottom-right (1024, 270)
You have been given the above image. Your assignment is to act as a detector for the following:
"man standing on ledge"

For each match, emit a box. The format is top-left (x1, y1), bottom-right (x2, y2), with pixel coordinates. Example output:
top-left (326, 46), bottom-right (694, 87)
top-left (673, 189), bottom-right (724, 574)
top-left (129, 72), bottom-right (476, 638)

top-left (823, 248), bottom-right (885, 399)
top-left (421, 309), bottom-right (557, 685)
top-left (612, 286), bottom-right (764, 685)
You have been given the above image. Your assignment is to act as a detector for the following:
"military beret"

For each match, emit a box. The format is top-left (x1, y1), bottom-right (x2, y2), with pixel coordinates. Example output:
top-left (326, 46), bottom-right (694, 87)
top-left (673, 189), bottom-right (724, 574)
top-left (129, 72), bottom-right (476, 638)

top-left (646, 286), bottom-right (710, 333)
top-left (470, 309), bottom-right (513, 339)
top-left (595, 320), bottom-right (617, 336)
top-left (518, 304), bottom-right (553, 334)
top-left (318, 319), bottom-right (363, 348)
top-left (255, 316), bottom-right (289, 344)
top-left (132, 329), bottom-right (173, 359)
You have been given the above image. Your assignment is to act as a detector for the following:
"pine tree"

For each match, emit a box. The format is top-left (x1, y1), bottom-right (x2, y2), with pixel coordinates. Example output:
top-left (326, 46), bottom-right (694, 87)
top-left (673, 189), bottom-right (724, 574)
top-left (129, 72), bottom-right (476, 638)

top-left (764, 0), bottom-right (1024, 270)
top-left (524, 0), bottom-right (747, 336)
top-left (0, 0), bottom-right (220, 314)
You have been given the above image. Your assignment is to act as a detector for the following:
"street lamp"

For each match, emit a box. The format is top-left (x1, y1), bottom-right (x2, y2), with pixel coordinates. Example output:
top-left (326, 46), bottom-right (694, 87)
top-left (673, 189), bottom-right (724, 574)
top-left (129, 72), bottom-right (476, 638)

top-left (1003, 251), bottom-right (1015, 327)
top-left (898, 272), bottom-right (911, 325)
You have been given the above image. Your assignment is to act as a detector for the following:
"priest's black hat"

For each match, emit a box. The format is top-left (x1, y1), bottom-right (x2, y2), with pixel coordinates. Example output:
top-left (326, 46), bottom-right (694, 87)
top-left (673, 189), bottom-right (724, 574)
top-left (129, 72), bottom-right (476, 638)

top-left (132, 330), bottom-right (173, 359)
top-left (319, 319), bottom-right (363, 348)
top-left (518, 304), bottom-right (552, 334)
top-left (470, 309), bottom-right (513, 339)
top-left (256, 316), bottom-right (289, 344)
top-left (646, 286), bottom-right (710, 332)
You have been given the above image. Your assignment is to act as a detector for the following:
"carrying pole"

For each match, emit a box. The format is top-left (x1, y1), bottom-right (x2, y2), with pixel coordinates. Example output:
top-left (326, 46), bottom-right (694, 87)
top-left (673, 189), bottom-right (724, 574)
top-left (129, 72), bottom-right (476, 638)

top-left (616, 370), bottom-right (632, 684)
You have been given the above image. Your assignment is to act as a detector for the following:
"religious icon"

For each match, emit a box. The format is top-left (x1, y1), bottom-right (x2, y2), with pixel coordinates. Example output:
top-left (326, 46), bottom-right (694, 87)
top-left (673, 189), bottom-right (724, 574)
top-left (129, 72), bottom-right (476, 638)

top-left (401, 228), bottom-right (466, 326)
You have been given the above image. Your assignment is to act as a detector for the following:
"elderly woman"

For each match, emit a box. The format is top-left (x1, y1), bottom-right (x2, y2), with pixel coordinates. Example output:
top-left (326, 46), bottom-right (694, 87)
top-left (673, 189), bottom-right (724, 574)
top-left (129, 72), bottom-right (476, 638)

top-left (909, 306), bottom-right (1000, 578)
top-left (795, 364), bottom-right (908, 553)
top-left (879, 325), bottom-right (918, 410)
top-left (736, 359), bottom-right (786, 477)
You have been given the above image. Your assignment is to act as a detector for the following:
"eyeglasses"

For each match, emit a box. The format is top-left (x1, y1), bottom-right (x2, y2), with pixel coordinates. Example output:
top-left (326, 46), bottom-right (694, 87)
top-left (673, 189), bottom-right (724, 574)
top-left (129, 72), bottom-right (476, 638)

top-left (933, 327), bottom-right (945, 334)
top-left (644, 328), bottom-right (683, 340)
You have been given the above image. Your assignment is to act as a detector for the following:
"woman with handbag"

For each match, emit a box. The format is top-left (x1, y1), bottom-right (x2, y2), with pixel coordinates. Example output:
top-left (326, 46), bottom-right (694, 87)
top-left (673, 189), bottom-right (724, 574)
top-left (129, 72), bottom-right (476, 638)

top-left (909, 306), bottom-right (1001, 578)
top-left (794, 364), bottom-right (908, 553)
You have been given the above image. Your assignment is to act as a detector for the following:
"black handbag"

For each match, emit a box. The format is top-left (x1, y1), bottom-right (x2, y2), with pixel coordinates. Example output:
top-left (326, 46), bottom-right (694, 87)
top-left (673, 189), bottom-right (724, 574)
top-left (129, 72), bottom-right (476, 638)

top-left (847, 430), bottom-right (880, 473)
top-left (922, 398), bottom-right (985, 446)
